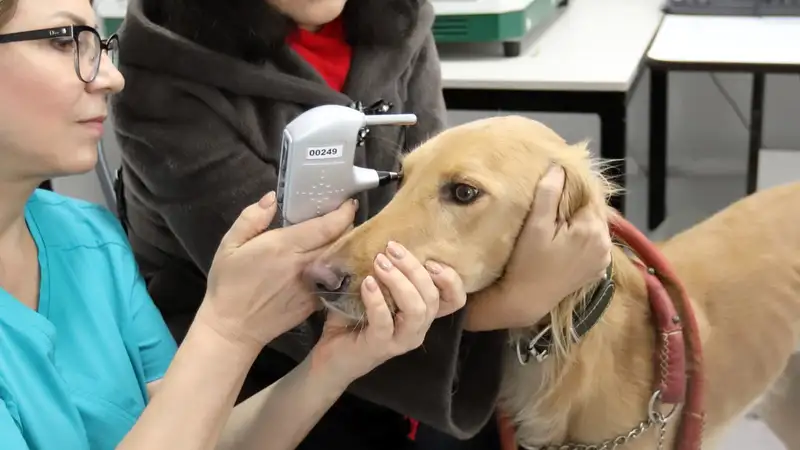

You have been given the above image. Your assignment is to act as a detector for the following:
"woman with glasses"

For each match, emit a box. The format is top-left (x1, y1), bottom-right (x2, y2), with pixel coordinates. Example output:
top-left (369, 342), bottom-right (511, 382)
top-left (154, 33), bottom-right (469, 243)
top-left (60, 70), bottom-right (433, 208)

top-left (0, 1), bottom-right (472, 449)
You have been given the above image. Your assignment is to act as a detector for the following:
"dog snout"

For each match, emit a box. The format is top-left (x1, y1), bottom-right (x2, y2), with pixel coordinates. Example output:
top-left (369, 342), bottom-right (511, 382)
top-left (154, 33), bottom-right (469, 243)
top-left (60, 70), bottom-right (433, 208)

top-left (303, 261), bottom-right (352, 303)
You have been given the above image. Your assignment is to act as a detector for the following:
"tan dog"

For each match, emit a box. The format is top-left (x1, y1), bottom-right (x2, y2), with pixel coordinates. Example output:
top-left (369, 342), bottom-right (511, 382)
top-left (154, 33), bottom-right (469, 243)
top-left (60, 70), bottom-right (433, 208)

top-left (305, 115), bottom-right (800, 449)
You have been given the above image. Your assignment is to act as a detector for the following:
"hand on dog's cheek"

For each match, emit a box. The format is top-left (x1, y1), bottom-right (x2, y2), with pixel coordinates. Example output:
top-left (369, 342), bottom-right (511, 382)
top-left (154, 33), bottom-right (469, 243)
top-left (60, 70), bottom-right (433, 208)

top-left (425, 261), bottom-right (467, 318)
top-left (464, 281), bottom-right (556, 332)
top-left (462, 166), bottom-right (612, 332)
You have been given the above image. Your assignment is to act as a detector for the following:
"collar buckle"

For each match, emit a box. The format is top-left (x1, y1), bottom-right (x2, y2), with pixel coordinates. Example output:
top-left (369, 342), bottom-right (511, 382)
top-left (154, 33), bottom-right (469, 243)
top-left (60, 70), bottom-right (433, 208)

top-left (515, 324), bottom-right (553, 365)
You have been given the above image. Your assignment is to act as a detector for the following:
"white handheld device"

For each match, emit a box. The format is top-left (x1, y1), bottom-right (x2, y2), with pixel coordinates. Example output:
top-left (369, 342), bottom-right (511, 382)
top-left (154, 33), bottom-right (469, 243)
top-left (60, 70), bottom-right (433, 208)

top-left (277, 104), bottom-right (417, 226)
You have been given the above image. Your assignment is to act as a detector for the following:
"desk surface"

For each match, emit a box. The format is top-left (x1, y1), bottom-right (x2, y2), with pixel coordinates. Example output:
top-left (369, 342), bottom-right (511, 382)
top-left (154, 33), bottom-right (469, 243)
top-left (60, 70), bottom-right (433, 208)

top-left (438, 0), bottom-right (665, 92)
top-left (97, 0), bottom-right (664, 93)
top-left (648, 15), bottom-right (800, 67)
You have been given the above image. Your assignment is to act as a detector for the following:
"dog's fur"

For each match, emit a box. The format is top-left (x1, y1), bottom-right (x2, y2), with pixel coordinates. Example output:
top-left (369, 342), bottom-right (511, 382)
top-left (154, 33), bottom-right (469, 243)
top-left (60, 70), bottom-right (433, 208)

top-left (312, 115), bottom-right (800, 449)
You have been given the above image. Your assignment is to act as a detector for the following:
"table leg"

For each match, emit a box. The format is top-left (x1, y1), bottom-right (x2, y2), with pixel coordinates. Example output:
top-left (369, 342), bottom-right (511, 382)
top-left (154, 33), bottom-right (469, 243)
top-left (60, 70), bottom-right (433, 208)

top-left (648, 69), bottom-right (668, 231)
top-left (599, 99), bottom-right (627, 215)
top-left (747, 73), bottom-right (765, 194)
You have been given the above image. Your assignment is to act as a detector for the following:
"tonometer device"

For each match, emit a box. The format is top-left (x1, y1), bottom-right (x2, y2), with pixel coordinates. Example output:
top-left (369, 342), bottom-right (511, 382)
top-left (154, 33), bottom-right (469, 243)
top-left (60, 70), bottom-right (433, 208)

top-left (277, 104), bottom-right (417, 226)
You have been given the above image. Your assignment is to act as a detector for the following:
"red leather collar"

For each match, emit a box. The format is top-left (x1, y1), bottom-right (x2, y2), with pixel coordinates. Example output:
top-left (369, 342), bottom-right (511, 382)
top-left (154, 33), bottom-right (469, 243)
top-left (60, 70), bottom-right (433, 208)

top-left (610, 216), bottom-right (705, 450)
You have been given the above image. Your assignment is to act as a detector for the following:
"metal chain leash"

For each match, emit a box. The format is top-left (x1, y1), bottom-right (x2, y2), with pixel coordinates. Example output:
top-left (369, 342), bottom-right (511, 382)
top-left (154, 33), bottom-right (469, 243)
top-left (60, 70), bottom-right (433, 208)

top-left (514, 340), bottom-right (675, 450)
top-left (514, 264), bottom-right (681, 450)
top-left (520, 416), bottom-right (666, 450)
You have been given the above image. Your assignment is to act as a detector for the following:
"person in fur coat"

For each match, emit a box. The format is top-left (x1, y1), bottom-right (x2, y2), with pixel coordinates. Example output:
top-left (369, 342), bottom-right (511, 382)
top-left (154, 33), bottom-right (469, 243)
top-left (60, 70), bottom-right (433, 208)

top-left (111, 0), bottom-right (612, 448)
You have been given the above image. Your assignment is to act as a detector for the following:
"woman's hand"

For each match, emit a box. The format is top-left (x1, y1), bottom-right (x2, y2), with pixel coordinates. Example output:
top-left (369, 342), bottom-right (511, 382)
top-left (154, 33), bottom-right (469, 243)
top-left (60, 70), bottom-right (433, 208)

top-left (307, 242), bottom-right (467, 387)
top-left (196, 192), bottom-right (358, 354)
top-left (423, 257), bottom-right (468, 319)
top-left (465, 166), bottom-right (612, 331)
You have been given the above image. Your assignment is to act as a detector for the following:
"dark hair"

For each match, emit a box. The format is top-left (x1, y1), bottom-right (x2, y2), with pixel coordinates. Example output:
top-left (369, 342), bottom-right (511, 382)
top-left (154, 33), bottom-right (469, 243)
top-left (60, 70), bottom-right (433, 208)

top-left (0, 0), bottom-right (17, 29)
top-left (147, 0), bottom-right (422, 65)
top-left (147, 0), bottom-right (292, 64)
top-left (342, 0), bottom-right (421, 47)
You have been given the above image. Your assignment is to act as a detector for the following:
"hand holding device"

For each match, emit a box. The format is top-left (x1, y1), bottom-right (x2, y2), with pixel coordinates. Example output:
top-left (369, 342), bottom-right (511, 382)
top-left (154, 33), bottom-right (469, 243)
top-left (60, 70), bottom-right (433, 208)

top-left (277, 103), bottom-right (416, 226)
top-left (199, 192), bottom-right (358, 352)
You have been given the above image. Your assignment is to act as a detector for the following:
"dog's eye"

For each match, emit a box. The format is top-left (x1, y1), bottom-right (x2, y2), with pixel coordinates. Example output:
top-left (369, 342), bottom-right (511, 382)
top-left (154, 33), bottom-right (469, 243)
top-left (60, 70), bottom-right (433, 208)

top-left (447, 183), bottom-right (481, 205)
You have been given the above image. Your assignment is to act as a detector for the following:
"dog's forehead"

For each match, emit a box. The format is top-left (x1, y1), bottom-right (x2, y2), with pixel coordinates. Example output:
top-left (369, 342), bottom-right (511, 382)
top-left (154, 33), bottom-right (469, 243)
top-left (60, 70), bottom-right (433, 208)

top-left (406, 125), bottom-right (513, 163)
top-left (407, 121), bottom-right (557, 172)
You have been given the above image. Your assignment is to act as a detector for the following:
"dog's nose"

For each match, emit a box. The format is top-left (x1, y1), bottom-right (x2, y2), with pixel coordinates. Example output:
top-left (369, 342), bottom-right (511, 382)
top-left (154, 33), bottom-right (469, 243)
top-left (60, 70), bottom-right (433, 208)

top-left (303, 261), bottom-right (352, 304)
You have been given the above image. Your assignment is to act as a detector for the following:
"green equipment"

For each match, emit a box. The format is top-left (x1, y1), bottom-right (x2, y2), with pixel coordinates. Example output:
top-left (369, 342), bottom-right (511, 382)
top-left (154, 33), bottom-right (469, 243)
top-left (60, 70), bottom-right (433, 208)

top-left (95, 0), bottom-right (125, 36)
top-left (431, 0), bottom-right (567, 57)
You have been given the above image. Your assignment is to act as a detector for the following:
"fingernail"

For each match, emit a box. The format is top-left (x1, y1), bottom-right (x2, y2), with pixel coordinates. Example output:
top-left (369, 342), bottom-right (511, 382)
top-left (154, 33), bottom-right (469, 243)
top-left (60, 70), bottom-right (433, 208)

top-left (259, 191), bottom-right (276, 209)
top-left (351, 198), bottom-right (359, 209)
top-left (364, 276), bottom-right (378, 292)
top-left (545, 164), bottom-right (564, 176)
top-left (375, 253), bottom-right (393, 271)
top-left (425, 261), bottom-right (442, 274)
top-left (386, 241), bottom-right (405, 259)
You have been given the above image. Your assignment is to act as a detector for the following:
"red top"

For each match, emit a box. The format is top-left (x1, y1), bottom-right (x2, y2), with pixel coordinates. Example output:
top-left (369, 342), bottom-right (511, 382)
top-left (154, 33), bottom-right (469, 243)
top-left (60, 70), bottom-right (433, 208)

top-left (286, 17), bottom-right (352, 92)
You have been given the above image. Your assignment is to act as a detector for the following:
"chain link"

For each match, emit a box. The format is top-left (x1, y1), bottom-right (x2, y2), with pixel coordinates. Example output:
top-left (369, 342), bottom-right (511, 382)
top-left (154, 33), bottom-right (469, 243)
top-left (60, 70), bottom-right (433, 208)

top-left (521, 414), bottom-right (669, 450)
top-left (517, 264), bottom-right (680, 450)
top-left (658, 421), bottom-right (667, 450)
top-left (515, 337), bottom-right (677, 450)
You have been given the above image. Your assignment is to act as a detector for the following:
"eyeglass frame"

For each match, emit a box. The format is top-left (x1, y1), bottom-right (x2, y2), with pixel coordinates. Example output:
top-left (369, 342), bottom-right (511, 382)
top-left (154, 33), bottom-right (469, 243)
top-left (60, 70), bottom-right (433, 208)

top-left (0, 24), bottom-right (119, 83)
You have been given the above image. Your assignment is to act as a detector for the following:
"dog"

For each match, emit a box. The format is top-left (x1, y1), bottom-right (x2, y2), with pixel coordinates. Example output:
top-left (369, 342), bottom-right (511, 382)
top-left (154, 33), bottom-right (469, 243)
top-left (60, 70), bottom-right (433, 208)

top-left (304, 115), bottom-right (800, 449)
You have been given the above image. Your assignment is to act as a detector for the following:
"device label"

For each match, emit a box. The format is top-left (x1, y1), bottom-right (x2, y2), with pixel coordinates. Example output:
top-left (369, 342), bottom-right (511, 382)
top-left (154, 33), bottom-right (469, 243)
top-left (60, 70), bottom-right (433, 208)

top-left (306, 145), bottom-right (343, 160)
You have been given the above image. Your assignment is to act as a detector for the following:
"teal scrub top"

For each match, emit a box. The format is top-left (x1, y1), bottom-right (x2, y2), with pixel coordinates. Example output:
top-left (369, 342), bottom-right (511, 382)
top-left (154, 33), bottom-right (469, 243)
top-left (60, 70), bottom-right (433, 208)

top-left (0, 189), bottom-right (178, 450)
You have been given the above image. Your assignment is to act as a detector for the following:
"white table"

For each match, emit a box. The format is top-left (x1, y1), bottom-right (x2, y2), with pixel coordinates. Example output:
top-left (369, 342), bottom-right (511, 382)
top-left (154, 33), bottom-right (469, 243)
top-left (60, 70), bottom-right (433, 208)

top-left (646, 14), bottom-right (800, 229)
top-left (437, 0), bottom-right (665, 215)
top-left (648, 15), bottom-right (800, 66)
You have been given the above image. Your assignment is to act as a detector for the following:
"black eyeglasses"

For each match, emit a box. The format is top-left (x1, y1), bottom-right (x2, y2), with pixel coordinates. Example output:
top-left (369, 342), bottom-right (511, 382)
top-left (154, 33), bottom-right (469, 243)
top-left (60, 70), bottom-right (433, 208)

top-left (0, 25), bottom-right (118, 83)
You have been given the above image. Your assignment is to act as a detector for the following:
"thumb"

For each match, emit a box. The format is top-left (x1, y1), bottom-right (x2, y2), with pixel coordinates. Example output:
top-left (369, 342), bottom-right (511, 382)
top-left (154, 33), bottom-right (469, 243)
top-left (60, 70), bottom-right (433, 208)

top-left (322, 310), bottom-right (359, 341)
top-left (324, 310), bottom-right (352, 330)
top-left (528, 165), bottom-right (565, 230)
top-left (219, 192), bottom-right (278, 250)
top-left (278, 199), bottom-right (358, 253)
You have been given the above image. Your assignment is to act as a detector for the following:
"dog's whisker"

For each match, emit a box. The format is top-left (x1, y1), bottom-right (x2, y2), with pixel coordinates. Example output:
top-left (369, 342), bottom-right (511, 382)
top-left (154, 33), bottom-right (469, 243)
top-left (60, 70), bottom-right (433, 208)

top-left (312, 291), bottom-right (362, 298)
top-left (353, 311), bottom-right (368, 332)
top-left (317, 297), bottom-right (364, 323)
